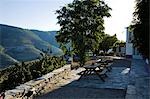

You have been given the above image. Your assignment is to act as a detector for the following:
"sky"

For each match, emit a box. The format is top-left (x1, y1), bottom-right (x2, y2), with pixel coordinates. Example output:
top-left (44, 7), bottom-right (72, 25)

top-left (0, 0), bottom-right (135, 41)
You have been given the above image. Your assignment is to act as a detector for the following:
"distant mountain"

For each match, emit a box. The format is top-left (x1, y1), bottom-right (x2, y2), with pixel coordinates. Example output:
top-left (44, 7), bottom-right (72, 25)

top-left (31, 30), bottom-right (59, 47)
top-left (0, 24), bottom-right (63, 68)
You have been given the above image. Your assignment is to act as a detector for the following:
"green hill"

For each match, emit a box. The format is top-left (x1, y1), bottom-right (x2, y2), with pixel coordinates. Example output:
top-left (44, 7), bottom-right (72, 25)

top-left (0, 45), bottom-right (19, 68)
top-left (31, 30), bottom-right (59, 47)
top-left (0, 53), bottom-right (19, 68)
top-left (0, 24), bottom-right (63, 68)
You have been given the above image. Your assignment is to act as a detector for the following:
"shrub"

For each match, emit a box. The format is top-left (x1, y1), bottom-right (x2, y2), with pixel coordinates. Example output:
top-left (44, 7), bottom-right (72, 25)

top-left (0, 55), bottom-right (66, 92)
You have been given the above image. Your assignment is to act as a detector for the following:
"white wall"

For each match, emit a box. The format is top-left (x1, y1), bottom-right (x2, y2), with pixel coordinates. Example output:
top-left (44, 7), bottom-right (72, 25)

top-left (126, 43), bottom-right (133, 56)
top-left (126, 27), bottom-right (133, 56)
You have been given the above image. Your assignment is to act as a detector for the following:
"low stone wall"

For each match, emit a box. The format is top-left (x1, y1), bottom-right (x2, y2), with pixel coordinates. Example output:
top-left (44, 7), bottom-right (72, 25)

top-left (4, 64), bottom-right (71, 99)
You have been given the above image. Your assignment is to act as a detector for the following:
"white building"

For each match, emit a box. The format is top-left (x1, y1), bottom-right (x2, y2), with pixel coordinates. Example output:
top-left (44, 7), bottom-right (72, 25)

top-left (125, 27), bottom-right (142, 59)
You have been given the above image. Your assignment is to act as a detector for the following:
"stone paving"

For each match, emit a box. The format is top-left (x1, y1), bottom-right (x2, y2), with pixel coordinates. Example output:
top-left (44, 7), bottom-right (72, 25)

top-left (126, 59), bottom-right (150, 99)
top-left (36, 87), bottom-right (126, 99)
top-left (37, 59), bottom-right (132, 99)
top-left (66, 67), bottom-right (129, 90)
top-left (37, 59), bottom-right (150, 99)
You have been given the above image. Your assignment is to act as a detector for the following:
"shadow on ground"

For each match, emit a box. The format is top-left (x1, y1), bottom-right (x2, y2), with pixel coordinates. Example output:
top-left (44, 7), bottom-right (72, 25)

top-left (36, 86), bottom-right (126, 99)
top-left (36, 59), bottom-right (131, 99)
top-left (111, 59), bottom-right (131, 68)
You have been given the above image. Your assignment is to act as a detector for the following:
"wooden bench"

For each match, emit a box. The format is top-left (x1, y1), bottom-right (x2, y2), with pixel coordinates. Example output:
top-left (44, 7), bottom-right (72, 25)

top-left (78, 64), bottom-right (108, 82)
top-left (96, 60), bottom-right (113, 72)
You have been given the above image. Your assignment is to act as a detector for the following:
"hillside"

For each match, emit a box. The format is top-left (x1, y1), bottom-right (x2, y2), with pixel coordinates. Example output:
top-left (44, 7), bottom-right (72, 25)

top-left (31, 30), bottom-right (59, 47)
top-left (0, 24), bottom-right (63, 68)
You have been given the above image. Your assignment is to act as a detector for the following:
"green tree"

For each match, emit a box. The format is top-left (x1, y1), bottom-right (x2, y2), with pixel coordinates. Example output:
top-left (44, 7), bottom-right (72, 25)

top-left (99, 34), bottom-right (118, 53)
top-left (131, 0), bottom-right (149, 59)
top-left (56, 0), bottom-right (111, 66)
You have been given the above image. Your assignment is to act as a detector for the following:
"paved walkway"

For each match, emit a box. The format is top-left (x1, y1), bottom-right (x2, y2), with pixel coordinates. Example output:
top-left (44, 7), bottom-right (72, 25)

top-left (36, 67), bottom-right (127, 99)
top-left (36, 59), bottom-right (150, 99)
top-left (126, 59), bottom-right (150, 99)
top-left (66, 67), bottom-right (129, 90)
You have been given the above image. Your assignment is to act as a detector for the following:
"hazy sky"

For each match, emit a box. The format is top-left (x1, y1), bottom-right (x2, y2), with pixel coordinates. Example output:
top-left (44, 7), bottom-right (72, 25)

top-left (0, 0), bottom-right (135, 41)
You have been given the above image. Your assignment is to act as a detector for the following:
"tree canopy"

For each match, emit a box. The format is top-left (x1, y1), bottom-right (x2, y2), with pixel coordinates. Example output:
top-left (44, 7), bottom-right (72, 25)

top-left (99, 34), bottom-right (118, 53)
top-left (56, 0), bottom-right (111, 66)
top-left (131, 0), bottom-right (149, 59)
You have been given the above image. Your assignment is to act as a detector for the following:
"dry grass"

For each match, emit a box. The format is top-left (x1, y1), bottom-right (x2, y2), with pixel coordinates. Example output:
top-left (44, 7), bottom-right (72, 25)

top-left (71, 59), bottom-right (96, 69)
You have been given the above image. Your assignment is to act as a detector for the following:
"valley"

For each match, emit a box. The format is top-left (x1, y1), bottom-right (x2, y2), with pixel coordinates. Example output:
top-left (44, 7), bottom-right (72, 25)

top-left (0, 24), bottom-right (63, 68)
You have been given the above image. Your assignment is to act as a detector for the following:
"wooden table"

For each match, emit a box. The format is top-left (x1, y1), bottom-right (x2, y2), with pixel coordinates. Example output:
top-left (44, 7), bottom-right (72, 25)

top-left (78, 64), bottom-right (108, 82)
top-left (96, 60), bottom-right (113, 72)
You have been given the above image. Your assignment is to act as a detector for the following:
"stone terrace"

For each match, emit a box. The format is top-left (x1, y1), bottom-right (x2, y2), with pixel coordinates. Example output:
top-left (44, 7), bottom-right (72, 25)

top-left (4, 58), bottom-right (150, 99)
top-left (126, 59), bottom-right (150, 99)
top-left (37, 59), bottom-right (134, 99)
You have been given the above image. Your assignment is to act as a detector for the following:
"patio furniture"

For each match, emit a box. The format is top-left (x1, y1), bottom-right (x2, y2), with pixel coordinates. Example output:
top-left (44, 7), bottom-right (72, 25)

top-left (96, 59), bottom-right (113, 72)
top-left (101, 62), bottom-right (112, 72)
top-left (78, 64), bottom-right (108, 82)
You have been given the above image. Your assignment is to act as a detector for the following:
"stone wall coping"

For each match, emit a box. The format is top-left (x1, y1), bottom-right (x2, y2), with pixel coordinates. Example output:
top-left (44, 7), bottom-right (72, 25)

top-left (42, 73), bottom-right (55, 80)
top-left (4, 64), bottom-right (71, 98)
top-left (52, 65), bottom-right (71, 74)
top-left (24, 79), bottom-right (44, 87)
top-left (5, 88), bottom-right (24, 96)
top-left (16, 84), bottom-right (31, 90)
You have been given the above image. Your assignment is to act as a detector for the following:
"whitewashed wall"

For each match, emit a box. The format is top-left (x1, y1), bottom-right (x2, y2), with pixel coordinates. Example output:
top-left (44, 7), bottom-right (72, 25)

top-left (126, 43), bottom-right (133, 56)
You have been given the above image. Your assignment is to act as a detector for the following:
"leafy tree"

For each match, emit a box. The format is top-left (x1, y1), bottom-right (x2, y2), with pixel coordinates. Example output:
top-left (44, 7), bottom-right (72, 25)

top-left (131, 0), bottom-right (149, 59)
top-left (56, 0), bottom-right (111, 66)
top-left (99, 34), bottom-right (118, 53)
